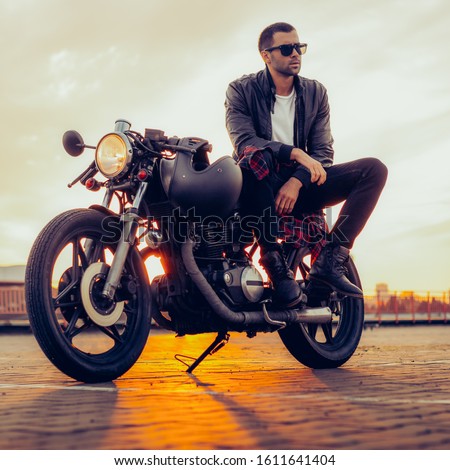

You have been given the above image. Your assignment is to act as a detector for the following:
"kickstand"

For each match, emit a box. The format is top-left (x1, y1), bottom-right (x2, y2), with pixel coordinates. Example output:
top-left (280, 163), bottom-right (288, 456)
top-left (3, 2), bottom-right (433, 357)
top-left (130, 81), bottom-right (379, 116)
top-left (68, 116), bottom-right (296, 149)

top-left (175, 331), bottom-right (230, 374)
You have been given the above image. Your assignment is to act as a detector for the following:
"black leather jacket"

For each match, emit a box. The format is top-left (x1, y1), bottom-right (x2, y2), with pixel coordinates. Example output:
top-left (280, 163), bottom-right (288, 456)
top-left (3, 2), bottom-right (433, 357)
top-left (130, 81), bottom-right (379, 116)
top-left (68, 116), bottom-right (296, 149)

top-left (225, 67), bottom-right (334, 188)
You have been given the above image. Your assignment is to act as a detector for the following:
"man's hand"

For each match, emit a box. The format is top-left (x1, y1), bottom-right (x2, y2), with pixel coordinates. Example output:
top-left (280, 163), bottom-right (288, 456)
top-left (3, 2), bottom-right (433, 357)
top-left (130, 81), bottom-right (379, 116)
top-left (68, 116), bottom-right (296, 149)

top-left (291, 148), bottom-right (327, 185)
top-left (275, 178), bottom-right (303, 215)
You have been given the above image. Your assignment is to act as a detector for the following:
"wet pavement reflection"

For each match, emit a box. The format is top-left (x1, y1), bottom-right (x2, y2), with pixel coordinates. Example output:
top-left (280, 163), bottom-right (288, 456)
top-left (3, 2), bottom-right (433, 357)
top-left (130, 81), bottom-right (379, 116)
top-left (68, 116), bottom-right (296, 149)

top-left (0, 326), bottom-right (449, 449)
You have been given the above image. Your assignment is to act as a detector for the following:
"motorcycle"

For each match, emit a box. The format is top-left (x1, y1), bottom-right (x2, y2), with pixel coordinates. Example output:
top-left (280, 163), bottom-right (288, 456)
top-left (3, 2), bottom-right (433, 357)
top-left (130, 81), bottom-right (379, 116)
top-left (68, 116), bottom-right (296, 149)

top-left (25, 119), bottom-right (364, 383)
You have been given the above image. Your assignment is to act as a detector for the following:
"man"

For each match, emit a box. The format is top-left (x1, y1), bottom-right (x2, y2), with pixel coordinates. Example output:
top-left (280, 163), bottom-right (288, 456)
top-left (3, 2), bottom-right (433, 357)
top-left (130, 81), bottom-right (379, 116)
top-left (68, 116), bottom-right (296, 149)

top-left (225, 22), bottom-right (388, 306)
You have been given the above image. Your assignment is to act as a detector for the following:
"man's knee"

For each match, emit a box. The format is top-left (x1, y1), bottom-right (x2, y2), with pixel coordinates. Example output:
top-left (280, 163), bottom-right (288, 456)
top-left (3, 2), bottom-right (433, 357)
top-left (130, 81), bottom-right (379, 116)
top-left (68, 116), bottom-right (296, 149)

top-left (362, 157), bottom-right (388, 186)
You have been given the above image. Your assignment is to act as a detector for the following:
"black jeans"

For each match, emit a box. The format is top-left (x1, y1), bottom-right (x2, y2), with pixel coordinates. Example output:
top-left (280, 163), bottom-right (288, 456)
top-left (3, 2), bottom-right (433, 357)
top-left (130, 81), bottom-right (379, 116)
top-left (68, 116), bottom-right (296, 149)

top-left (239, 155), bottom-right (388, 251)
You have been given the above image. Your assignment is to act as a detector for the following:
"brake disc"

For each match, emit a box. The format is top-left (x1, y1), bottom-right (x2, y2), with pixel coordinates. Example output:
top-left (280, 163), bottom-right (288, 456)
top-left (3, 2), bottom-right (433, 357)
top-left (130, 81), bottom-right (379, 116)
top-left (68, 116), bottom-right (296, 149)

top-left (80, 262), bottom-right (125, 327)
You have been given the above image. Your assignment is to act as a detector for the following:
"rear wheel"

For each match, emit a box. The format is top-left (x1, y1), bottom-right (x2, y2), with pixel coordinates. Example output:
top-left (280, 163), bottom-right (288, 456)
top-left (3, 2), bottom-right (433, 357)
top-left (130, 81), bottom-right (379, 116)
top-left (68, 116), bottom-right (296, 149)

top-left (25, 208), bottom-right (152, 382)
top-left (278, 250), bottom-right (364, 369)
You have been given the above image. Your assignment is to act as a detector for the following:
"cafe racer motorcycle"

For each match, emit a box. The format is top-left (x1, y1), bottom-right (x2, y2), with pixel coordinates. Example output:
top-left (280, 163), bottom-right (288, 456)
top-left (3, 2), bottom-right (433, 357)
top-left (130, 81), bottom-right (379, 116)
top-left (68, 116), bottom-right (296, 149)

top-left (25, 119), bottom-right (364, 383)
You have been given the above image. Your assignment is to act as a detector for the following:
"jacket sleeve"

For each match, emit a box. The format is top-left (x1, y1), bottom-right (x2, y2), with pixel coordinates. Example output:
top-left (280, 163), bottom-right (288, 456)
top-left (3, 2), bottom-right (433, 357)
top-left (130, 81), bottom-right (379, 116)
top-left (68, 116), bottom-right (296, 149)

top-left (305, 85), bottom-right (334, 166)
top-left (290, 166), bottom-right (312, 188)
top-left (225, 81), bottom-right (293, 163)
top-left (291, 84), bottom-right (334, 188)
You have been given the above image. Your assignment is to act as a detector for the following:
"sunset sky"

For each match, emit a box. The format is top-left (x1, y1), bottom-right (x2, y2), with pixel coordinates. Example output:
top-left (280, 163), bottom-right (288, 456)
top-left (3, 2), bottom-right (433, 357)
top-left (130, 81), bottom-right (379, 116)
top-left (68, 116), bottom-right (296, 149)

top-left (0, 0), bottom-right (449, 293)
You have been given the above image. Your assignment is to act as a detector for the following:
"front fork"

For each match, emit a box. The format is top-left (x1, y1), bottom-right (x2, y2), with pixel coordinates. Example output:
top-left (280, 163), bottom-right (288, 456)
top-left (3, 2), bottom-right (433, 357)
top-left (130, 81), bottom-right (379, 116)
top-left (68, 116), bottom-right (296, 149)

top-left (100, 182), bottom-right (148, 301)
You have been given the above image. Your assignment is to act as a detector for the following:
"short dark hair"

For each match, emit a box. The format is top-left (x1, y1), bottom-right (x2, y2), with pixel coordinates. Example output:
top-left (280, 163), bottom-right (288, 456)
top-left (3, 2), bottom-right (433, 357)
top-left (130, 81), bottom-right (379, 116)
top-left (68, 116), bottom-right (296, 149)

top-left (258, 22), bottom-right (296, 51)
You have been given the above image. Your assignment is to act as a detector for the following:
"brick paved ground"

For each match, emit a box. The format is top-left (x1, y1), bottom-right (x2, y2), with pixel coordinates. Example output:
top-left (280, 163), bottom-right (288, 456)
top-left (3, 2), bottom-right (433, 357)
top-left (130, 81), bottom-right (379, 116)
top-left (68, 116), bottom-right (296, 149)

top-left (0, 325), bottom-right (449, 450)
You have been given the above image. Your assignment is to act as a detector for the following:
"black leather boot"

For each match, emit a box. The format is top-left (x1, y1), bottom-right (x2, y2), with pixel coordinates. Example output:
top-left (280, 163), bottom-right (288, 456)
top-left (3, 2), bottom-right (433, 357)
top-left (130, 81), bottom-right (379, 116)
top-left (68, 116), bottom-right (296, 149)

top-left (260, 250), bottom-right (302, 307)
top-left (307, 243), bottom-right (363, 298)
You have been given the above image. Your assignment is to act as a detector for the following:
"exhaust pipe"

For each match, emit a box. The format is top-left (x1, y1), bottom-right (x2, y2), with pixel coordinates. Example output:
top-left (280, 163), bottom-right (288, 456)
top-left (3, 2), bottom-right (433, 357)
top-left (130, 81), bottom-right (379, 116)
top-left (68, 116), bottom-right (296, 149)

top-left (181, 239), bottom-right (331, 327)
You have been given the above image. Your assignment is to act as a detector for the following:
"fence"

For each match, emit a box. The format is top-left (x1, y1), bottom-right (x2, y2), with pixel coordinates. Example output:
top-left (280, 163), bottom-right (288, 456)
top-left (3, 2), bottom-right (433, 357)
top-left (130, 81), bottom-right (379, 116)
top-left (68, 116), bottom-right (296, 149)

top-left (364, 291), bottom-right (449, 324)
top-left (0, 284), bottom-right (26, 318)
top-left (0, 284), bottom-right (26, 315)
top-left (0, 283), bottom-right (448, 325)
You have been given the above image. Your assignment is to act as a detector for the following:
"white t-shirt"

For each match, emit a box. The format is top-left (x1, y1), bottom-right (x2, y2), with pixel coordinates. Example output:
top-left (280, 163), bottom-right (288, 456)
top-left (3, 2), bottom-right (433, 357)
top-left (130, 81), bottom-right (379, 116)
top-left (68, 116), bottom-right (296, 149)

top-left (271, 88), bottom-right (296, 145)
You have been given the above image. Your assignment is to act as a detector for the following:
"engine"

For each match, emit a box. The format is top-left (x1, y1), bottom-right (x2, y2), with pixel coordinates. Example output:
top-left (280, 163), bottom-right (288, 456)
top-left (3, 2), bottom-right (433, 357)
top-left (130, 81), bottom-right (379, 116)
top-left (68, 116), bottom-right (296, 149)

top-left (151, 217), bottom-right (265, 317)
top-left (194, 218), bottom-right (264, 307)
top-left (203, 260), bottom-right (265, 305)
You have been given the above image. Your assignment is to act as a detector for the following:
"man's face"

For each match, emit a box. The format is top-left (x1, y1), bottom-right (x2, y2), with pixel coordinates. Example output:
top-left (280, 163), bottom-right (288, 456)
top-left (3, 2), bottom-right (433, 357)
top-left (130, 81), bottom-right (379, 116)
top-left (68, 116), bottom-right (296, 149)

top-left (262, 30), bottom-right (302, 77)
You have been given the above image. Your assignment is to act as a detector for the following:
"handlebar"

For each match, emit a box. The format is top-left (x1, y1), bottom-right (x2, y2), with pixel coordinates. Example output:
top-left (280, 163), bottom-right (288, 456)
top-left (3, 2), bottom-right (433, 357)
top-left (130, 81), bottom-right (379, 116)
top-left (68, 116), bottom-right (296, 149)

top-left (67, 161), bottom-right (98, 188)
top-left (161, 143), bottom-right (196, 154)
top-left (143, 129), bottom-right (195, 154)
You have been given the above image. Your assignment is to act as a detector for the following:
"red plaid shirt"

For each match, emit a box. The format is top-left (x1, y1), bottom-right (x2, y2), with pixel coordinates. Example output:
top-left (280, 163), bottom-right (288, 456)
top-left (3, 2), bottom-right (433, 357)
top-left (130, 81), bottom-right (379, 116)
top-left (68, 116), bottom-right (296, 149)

top-left (238, 146), bottom-right (327, 263)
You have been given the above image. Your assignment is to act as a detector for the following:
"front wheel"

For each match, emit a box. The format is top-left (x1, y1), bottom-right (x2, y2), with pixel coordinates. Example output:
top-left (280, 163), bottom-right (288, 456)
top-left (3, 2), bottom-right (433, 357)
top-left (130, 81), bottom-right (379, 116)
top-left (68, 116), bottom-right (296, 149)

top-left (278, 253), bottom-right (364, 369)
top-left (25, 208), bottom-right (152, 382)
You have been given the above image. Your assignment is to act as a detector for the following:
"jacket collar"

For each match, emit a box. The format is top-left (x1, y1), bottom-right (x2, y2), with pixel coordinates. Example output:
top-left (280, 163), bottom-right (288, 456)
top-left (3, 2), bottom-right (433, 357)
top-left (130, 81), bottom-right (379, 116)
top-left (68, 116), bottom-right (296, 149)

top-left (263, 66), bottom-right (303, 112)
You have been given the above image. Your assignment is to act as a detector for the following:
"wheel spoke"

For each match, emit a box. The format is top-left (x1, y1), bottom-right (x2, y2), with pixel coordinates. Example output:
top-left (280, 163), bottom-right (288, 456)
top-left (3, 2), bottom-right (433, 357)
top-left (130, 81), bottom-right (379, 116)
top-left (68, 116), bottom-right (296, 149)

top-left (53, 280), bottom-right (79, 306)
top-left (63, 309), bottom-right (90, 340)
top-left (89, 240), bottom-right (105, 264)
top-left (96, 324), bottom-right (124, 344)
top-left (123, 303), bottom-right (135, 316)
top-left (76, 237), bottom-right (89, 270)
top-left (123, 304), bottom-right (137, 325)
top-left (321, 322), bottom-right (334, 344)
top-left (298, 261), bottom-right (309, 280)
top-left (70, 240), bottom-right (82, 279)
top-left (307, 323), bottom-right (318, 339)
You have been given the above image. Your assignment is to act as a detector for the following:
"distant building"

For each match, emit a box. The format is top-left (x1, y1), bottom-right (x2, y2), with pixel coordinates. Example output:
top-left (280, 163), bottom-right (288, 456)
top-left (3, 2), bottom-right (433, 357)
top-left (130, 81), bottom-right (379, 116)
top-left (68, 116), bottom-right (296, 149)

top-left (0, 265), bottom-right (26, 319)
top-left (400, 290), bottom-right (415, 298)
top-left (375, 283), bottom-right (389, 302)
top-left (0, 265), bottom-right (25, 283)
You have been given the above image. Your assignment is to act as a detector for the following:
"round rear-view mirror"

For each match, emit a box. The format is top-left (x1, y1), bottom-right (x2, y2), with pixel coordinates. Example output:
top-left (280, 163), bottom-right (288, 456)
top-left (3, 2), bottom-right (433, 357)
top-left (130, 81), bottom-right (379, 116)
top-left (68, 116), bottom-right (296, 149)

top-left (62, 130), bottom-right (85, 157)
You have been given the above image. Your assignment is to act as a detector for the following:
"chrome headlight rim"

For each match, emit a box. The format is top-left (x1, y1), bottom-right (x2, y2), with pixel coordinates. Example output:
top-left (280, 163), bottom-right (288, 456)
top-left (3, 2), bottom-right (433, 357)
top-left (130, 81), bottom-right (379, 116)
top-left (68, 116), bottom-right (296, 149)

top-left (95, 132), bottom-right (133, 179)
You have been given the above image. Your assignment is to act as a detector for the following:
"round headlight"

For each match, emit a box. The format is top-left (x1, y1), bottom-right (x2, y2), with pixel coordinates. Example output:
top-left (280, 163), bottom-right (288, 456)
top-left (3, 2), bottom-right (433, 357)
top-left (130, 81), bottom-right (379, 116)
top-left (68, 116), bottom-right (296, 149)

top-left (95, 133), bottom-right (132, 178)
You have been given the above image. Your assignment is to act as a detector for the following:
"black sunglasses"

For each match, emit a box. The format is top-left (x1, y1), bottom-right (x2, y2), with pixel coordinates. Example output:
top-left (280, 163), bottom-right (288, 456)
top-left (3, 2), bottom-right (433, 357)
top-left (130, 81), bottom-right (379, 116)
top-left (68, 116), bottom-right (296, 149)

top-left (264, 42), bottom-right (307, 57)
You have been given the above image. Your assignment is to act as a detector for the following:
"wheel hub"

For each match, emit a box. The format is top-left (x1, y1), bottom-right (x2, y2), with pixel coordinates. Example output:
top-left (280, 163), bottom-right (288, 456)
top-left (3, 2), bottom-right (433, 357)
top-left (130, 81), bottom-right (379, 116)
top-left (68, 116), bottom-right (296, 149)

top-left (80, 262), bottom-right (125, 327)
